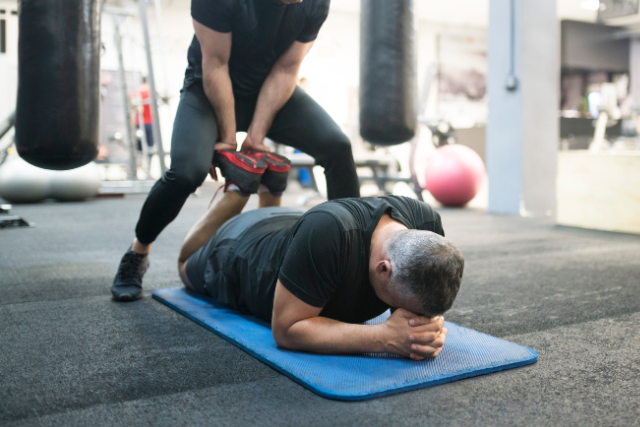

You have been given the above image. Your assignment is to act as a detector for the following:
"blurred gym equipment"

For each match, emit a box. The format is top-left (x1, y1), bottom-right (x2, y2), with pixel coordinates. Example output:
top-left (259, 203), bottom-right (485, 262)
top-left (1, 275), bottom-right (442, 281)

top-left (0, 111), bottom-right (15, 166)
top-left (15, 0), bottom-right (101, 170)
top-left (13, 0), bottom-right (167, 182)
top-left (98, 4), bottom-right (169, 195)
top-left (590, 83), bottom-right (621, 152)
top-left (357, 1), bottom-right (487, 205)
top-left (0, 112), bottom-right (32, 227)
top-left (286, 151), bottom-right (398, 206)
top-left (111, 10), bottom-right (139, 181)
top-left (49, 163), bottom-right (102, 202)
top-left (424, 145), bottom-right (486, 207)
top-left (354, 0), bottom-right (426, 201)
top-left (0, 154), bottom-right (102, 203)
top-left (0, 111), bottom-right (14, 142)
top-left (359, 0), bottom-right (417, 145)
top-left (0, 217), bottom-right (31, 228)
top-left (0, 155), bottom-right (50, 203)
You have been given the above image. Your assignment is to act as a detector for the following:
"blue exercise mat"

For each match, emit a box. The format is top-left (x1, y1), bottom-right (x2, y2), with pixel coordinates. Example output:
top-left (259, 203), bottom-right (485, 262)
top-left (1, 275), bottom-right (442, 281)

top-left (153, 287), bottom-right (537, 400)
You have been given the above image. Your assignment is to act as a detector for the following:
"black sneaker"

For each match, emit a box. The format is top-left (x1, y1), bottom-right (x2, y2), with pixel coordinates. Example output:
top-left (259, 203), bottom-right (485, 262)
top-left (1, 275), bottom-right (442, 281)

top-left (246, 150), bottom-right (291, 196)
top-left (213, 150), bottom-right (267, 195)
top-left (111, 246), bottom-right (150, 301)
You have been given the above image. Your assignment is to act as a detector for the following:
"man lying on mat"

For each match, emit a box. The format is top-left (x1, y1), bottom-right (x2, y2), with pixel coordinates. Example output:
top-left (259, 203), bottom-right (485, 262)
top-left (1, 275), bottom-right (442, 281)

top-left (177, 151), bottom-right (465, 360)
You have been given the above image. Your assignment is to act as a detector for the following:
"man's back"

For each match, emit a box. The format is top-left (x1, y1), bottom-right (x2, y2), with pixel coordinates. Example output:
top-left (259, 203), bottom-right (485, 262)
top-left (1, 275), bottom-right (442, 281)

top-left (196, 196), bottom-right (444, 323)
top-left (277, 197), bottom-right (445, 323)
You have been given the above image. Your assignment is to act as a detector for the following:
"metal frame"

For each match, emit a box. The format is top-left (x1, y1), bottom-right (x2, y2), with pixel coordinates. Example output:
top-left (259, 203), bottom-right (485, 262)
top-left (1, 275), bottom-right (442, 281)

top-left (139, 0), bottom-right (167, 174)
top-left (102, 3), bottom-right (170, 192)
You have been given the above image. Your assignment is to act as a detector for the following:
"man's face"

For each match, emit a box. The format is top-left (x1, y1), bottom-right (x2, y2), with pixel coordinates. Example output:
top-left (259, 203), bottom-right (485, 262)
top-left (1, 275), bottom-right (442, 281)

top-left (371, 276), bottom-right (426, 316)
top-left (387, 289), bottom-right (426, 316)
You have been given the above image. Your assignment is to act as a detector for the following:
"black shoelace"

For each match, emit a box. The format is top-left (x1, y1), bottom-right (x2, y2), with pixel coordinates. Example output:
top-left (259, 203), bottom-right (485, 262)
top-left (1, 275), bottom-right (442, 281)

top-left (118, 252), bottom-right (145, 282)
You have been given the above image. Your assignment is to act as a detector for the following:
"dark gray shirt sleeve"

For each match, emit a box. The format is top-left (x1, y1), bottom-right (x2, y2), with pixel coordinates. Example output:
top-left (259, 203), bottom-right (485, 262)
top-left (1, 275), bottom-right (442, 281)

top-left (296, 1), bottom-right (330, 43)
top-left (191, 0), bottom-right (235, 33)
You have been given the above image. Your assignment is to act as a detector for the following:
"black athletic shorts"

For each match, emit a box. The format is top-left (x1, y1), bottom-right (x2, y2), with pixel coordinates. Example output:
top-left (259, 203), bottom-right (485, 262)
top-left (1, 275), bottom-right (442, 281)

top-left (185, 207), bottom-right (302, 318)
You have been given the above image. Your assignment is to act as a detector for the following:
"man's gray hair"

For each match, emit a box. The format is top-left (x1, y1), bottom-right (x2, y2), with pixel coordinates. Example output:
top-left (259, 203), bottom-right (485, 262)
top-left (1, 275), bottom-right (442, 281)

top-left (385, 230), bottom-right (464, 317)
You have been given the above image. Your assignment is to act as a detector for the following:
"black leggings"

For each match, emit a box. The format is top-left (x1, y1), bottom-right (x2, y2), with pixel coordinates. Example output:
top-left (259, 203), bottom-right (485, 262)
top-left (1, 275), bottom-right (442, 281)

top-left (135, 81), bottom-right (360, 244)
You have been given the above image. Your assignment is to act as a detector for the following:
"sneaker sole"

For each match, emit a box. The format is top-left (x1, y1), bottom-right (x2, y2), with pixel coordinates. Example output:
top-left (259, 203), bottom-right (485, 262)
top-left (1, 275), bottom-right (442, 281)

top-left (214, 150), bottom-right (267, 195)
top-left (246, 151), bottom-right (291, 194)
top-left (111, 289), bottom-right (143, 302)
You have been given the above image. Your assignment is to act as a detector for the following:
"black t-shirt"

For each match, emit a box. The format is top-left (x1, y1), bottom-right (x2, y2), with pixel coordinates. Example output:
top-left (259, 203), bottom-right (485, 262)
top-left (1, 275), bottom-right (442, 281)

top-left (217, 196), bottom-right (444, 323)
top-left (186, 0), bottom-right (330, 97)
top-left (278, 196), bottom-right (445, 324)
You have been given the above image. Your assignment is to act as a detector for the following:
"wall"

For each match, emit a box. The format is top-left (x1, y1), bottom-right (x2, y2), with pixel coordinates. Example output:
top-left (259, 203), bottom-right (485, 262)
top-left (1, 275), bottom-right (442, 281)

top-left (0, 0), bottom-right (18, 129)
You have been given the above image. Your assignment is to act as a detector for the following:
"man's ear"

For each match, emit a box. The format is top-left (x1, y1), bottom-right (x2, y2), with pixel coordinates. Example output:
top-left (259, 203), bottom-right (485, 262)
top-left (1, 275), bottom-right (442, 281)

top-left (375, 259), bottom-right (392, 276)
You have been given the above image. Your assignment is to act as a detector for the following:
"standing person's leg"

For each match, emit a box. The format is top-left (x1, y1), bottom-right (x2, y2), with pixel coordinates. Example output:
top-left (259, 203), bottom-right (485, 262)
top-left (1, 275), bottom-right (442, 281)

top-left (111, 82), bottom-right (219, 301)
top-left (136, 83), bottom-right (219, 245)
top-left (180, 204), bottom-right (303, 298)
top-left (144, 123), bottom-right (154, 149)
top-left (135, 125), bottom-right (143, 151)
top-left (266, 86), bottom-right (360, 200)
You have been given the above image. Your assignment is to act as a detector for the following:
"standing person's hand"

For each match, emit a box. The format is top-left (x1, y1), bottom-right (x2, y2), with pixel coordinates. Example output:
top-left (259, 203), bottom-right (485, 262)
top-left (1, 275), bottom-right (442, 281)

top-left (214, 139), bottom-right (237, 151)
top-left (241, 133), bottom-right (271, 153)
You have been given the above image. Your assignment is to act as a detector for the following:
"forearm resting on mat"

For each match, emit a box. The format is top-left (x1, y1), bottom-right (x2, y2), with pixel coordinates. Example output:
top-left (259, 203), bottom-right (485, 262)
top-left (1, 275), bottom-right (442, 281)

top-left (271, 281), bottom-right (447, 359)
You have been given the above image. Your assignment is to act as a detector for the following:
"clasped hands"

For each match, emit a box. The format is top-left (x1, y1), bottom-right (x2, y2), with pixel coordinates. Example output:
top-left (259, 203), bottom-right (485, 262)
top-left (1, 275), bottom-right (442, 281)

top-left (378, 308), bottom-right (448, 360)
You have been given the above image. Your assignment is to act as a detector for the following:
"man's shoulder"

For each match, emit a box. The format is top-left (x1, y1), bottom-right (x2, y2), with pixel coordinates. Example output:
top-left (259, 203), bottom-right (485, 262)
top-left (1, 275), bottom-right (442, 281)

top-left (310, 196), bottom-right (427, 215)
top-left (381, 195), bottom-right (444, 235)
top-left (191, 0), bottom-right (250, 33)
top-left (227, 0), bottom-right (250, 13)
top-left (299, 205), bottom-right (348, 229)
top-left (300, 0), bottom-right (330, 18)
top-left (295, 200), bottom-right (369, 236)
top-left (382, 195), bottom-right (431, 211)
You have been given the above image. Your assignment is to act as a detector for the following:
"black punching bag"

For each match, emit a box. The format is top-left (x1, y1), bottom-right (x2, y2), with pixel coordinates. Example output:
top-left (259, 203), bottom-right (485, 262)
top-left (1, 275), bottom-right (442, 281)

top-left (359, 0), bottom-right (417, 145)
top-left (16, 0), bottom-right (101, 170)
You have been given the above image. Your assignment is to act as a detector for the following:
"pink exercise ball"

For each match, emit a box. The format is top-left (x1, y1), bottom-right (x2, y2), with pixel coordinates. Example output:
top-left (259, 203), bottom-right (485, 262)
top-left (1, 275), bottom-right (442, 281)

top-left (424, 145), bottom-right (486, 207)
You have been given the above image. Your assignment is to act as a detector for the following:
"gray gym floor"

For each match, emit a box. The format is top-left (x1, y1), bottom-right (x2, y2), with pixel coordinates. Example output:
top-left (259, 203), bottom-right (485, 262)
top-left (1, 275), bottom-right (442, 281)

top-left (1, 184), bottom-right (639, 426)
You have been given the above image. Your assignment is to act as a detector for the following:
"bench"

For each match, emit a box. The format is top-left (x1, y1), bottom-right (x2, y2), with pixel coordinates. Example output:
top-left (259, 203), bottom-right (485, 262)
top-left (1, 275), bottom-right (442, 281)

top-left (287, 152), bottom-right (422, 205)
